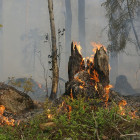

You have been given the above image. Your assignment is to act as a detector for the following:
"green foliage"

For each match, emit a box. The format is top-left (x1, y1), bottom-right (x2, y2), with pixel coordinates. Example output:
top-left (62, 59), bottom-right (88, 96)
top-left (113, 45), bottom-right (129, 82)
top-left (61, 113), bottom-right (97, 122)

top-left (8, 76), bottom-right (34, 93)
top-left (0, 96), bottom-right (140, 140)
top-left (0, 24), bottom-right (2, 28)
top-left (102, 0), bottom-right (140, 52)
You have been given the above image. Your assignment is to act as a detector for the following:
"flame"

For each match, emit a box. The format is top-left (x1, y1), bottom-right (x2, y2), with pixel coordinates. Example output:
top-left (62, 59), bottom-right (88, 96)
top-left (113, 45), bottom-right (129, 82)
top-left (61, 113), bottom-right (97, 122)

top-left (70, 89), bottom-right (73, 100)
top-left (73, 42), bottom-right (82, 55)
top-left (90, 70), bottom-right (99, 83)
top-left (79, 85), bottom-right (84, 89)
top-left (95, 83), bottom-right (98, 91)
top-left (0, 105), bottom-right (16, 126)
top-left (37, 83), bottom-right (42, 89)
top-left (103, 85), bottom-right (113, 107)
top-left (67, 105), bottom-right (72, 120)
top-left (75, 77), bottom-right (85, 85)
top-left (0, 105), bottom-right (5, 115)
top-left (129, 111), bottom-right (138, 119)
top-left (118, 100), bottom-right (127, 115)
top-left (91, 42), bottom-right (107, 54)
top-left (48, 114), bottom-right (53, 119)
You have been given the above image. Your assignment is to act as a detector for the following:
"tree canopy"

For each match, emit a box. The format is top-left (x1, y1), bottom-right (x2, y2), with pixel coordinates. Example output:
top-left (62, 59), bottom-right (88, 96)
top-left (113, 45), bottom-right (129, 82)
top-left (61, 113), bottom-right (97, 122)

top-left (102, 0), bottom-right (140, 53)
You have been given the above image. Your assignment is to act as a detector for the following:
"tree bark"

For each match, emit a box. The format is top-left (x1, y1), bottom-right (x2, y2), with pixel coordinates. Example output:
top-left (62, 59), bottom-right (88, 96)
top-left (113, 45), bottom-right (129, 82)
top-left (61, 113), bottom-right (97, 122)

top-left (48, 0), bottom-right (59, 100)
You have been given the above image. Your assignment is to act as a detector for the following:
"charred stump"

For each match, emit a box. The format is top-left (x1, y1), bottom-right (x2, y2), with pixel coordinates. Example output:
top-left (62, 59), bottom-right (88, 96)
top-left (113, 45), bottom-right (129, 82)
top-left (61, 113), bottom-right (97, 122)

top-left (93, 47), bottom-right (109, 87)
top-left (68, 42), bottom-right (85, 82)
top-left (65, 43), bottom-right (109, 100)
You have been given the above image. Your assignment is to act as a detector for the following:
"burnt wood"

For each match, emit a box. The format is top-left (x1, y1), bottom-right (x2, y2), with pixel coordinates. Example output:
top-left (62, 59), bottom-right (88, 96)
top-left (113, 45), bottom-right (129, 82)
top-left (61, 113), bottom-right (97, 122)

top-left (68, 42), bottom-right (85, 81)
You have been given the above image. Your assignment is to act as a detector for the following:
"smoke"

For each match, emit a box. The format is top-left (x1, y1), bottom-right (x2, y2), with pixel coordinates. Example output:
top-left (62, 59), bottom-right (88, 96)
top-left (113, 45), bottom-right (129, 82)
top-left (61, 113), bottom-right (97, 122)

top-left (0, 0), bottom-right (139, 94)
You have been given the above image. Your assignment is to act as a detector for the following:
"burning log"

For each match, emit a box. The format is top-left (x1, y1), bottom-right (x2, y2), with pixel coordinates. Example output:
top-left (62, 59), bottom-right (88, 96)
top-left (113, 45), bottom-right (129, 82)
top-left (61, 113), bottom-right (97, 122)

top-left (0, 83), bottom-right (34, 114)
top-left (65, 42), bottom-right (110, 100)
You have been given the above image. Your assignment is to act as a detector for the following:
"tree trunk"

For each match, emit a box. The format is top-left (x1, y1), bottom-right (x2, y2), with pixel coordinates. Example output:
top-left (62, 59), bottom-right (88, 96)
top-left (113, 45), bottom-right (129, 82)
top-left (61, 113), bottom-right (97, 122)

top-left (48, 0), bottom-right (59, 100)
top-left (110, 51), bottom-right (118, 86)
top-left (126, 0), bottom-right (140, 50)
top-left (65, 0), bottom-right (72, 59)
top-left (78, 0), bottom-right (86, 56)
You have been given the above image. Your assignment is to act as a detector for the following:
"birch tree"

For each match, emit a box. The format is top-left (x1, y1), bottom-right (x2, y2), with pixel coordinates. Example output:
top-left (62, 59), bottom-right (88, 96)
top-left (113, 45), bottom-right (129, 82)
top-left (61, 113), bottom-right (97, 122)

top-left (48, 0), bottom-right (59, 100)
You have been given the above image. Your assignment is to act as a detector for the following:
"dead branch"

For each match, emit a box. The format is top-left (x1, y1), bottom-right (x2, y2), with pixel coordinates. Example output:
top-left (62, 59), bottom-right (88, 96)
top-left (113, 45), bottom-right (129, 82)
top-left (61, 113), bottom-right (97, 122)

top-left (120, 132), bottom-right (140, 138)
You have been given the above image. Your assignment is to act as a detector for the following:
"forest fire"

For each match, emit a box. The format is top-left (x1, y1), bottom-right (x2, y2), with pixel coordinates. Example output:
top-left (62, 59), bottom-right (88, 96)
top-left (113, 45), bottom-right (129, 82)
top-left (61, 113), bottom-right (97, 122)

top-left (37, 83), bottom-right (42, 89)
top-left (104, 85), bottom-right (113, 107)
top-left (0, 105), bottom-right (15, 126)
top-left (91, 42), bottom-right (107, 54)
top-left (118, 100), bottom-right (127, 115)
top-left (90, 70), bottom-right (99, 83)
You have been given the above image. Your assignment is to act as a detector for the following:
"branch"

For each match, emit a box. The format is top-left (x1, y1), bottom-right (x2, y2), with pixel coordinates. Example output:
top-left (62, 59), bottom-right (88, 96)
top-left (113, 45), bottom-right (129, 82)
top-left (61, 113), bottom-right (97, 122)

top-left (120, 132), bottom-right (140, 138)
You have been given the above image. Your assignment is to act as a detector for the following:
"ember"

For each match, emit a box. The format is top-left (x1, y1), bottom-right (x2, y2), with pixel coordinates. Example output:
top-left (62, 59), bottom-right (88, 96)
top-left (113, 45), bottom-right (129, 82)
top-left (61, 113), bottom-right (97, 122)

top-left (0, 105), bottom-right (16, 126)
top-left (118, 100), bottom-right (127, 115)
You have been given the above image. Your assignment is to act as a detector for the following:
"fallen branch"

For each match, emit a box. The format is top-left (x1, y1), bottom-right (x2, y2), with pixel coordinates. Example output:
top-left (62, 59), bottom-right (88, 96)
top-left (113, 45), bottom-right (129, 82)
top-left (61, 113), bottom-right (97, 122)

top-left (120, 132), bottom-right (140, 138)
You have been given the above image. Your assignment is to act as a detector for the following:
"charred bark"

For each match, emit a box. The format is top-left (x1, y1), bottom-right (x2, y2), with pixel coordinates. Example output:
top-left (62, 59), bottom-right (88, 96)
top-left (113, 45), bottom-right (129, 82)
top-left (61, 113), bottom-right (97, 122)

top-left (68, 42), bottom-right (85, 81)
top-left (65, 43), bottom-right (109, 99)
top-left (93, 47), bottom-right (109, 87)
top-left (48, 0), bottom-right (59, 100)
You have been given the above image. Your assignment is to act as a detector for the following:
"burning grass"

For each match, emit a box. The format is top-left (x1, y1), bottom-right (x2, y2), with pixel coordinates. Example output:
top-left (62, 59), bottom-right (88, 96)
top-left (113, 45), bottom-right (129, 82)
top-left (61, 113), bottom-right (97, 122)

top-left (0, 95), bottom-right (140, 140)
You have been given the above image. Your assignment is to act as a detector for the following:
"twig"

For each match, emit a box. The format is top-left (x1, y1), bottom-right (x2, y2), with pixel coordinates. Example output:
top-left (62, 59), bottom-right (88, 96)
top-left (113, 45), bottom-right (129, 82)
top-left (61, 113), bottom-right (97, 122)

top-left (116, 114), bottom-right (130, 123)
top-left (92, 110), bottom-right (100, 140)
top-left (120, 132), bottom-right (140, 138)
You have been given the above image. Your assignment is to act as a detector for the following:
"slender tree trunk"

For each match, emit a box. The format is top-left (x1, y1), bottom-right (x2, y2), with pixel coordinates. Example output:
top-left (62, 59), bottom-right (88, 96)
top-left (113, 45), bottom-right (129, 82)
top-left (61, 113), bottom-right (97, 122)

top-left (78, 0), bottom-right (86, 56)
top-left (48, 0), bottom-right (59, 100)
top-left (65, 0), bottom-right (72, 58)
top-left (126, 0), bottom-right (140, 50)
top-left (110, 51), bottom-right (118, 85)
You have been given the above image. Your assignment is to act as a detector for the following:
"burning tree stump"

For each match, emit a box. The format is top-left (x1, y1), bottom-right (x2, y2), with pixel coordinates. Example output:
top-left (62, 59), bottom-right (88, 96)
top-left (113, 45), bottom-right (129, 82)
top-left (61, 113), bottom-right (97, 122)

top-left (65, 42), bottom-right (110, 101)
top-left (68, 42), bottom-right (85, 82)
top-left (93, 47), bottom-right (109, 87)
top-left (0, 83), bottom-right (34, 114)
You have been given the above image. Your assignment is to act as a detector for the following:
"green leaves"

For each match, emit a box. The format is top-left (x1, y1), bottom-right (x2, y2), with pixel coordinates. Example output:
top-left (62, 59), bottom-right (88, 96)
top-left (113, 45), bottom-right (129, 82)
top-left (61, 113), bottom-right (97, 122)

top-left (0, 24), bottom-right (3, 27)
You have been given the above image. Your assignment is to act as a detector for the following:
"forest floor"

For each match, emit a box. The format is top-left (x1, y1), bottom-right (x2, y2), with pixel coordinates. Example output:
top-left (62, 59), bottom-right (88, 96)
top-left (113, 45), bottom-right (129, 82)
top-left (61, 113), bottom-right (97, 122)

top-left (0, 93), bottom-right (140, 140)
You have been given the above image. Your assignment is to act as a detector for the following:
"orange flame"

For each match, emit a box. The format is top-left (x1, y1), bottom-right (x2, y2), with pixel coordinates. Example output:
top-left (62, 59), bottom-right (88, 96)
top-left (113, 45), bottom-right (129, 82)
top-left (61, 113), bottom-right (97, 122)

top-left (37, 83), bottom-right (42, 89)
top-left (129, 111), bottom-right (138, 119)
top-left (79, 85), bottom-right (84, 89)
top-left (0, 105), bottom-right (5, 115)
top-left (75, 77), bottom-right (85, 85)
top-left (73, 42), bottom-right (82, 55)
top-left (91, 42), bottom-right (107, 54)
top-left (0, 105), bottom-right (16, 126)
top-left (67, 105), bottom-right (72, 120)
top-left (70, 89), bottom-right (74, 100)
top-left (90, 70), bottom-right (99, 83)
top-left (118, 100), bottom-right (127, 115)
top-left (103, 85), bottom-right (113, 107)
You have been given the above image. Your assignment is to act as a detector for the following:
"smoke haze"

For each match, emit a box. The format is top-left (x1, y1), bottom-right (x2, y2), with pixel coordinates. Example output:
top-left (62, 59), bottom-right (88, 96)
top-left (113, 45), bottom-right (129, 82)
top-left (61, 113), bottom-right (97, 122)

top-left (0, 0), bottom-right (140, 94)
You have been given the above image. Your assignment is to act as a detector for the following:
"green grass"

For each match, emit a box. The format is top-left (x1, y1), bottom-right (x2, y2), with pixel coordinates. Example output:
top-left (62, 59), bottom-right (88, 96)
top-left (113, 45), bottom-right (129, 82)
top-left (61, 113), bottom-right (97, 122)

top-left (0, 96), bottom-right (140, 140)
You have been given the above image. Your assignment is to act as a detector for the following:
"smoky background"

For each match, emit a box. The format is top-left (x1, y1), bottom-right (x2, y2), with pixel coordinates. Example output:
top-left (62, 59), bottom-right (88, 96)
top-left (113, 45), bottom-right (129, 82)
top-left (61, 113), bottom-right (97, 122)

top-left (0, 0), bottom-right (139, 96)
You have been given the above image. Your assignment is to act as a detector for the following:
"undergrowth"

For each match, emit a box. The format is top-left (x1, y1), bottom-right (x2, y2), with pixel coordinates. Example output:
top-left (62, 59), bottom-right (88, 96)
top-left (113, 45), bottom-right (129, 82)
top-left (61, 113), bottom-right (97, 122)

top-left (0, 95), bottom-right (140, 140)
